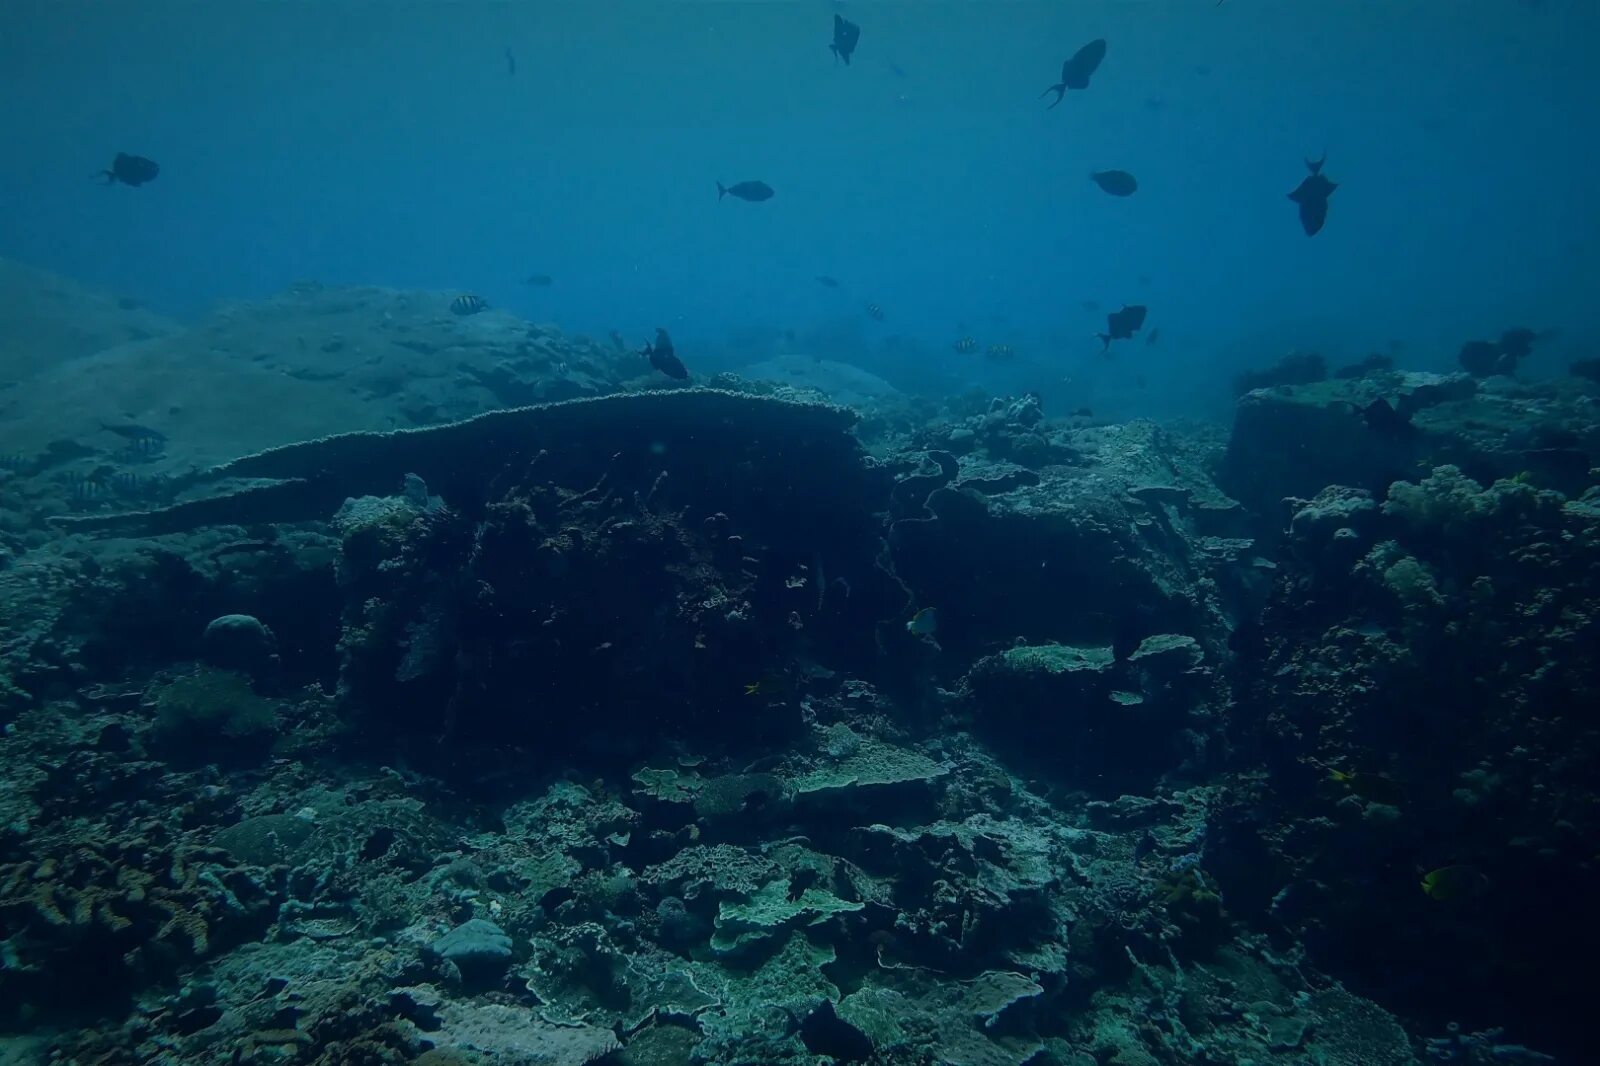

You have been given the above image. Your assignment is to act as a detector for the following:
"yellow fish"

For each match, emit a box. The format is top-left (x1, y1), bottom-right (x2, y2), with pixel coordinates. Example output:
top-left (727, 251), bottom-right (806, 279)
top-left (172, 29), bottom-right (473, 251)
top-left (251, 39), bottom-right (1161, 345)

top-left (1324, 765), bottom-right (1405, 806)
top-left (1420, 864), bottom-right (1489, 901)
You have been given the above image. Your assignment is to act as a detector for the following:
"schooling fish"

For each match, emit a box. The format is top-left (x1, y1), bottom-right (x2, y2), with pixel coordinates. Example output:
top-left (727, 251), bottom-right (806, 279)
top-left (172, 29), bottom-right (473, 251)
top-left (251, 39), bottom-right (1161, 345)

top-left (94, 152), bottom-right (160, 187)
top-left (985, 343), bottom-right (1015, 360)
top-left (1098, 304), bottom-right (1148, 352)
top-left (829, 14), bottom-right (861, 65)
top-left (953, 337), bottom-right (979, 354)
top-left (718, 180), bottom-right (775, 202)
top-left (865, 303), bottom-right (885, 321)
top-left (642, 327), bottom-right (688, 380)
top-left (450, 294), bottom-right (488, 316)
top-left (1090, 170), bottom-right (1138, 196)
top-left (1287, 153), bottom-right (1338, 236)
top-left (1041, 38), bottom-right (1107, 108)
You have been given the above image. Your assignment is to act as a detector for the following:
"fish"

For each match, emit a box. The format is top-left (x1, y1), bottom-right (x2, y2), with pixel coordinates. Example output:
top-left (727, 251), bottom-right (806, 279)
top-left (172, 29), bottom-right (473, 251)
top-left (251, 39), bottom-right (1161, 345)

top-left (1420, 864), bottom-right (1489, 902)
top-left (1090, 170), bottom-right (1138, 196)
top-left (1353, 397), bottom-right (1415, 439)
top-left (953, 337), bottom-right (979, 354)
top-left (906, 607), bottom-right (938, 636)
top-left (1326, 766), bottom-right (1406, 806)
top-left (642, 327), bottom-right (688, 380)
top-left (985, 343), bottom-right (1015, 360)
top-left (1041, 38), bottom-right (1107, 108)
top-left (1287, 154), bottom-right (1338, 236)
top-left (815, 275), bottom-right (840, 288)
top-left (450, 294), bottom-right (489, 316)
top-left (523, 273), bottom-right (554, 286)
top-left (865, 303), bottom-right (885, 321)
top-left (1146, 328), bottom-right (1161, 346)
top-left (505, 46), bottom-right (516, 76)
top-left (829, 14), bottom-right (861, 65)
top-left (717, 180), bottom-right (775, 202)
top-left (94, 153), bottom-right (160, 187)
top-left (1498, 327), bottom-right (1540, 362)
top-left (1098, 304), bottom-right (1148, 352)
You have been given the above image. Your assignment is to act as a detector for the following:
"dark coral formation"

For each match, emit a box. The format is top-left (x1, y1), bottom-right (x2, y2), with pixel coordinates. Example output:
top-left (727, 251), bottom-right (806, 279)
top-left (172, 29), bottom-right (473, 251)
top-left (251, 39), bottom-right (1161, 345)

top-left (2, 278), bottom-right (1597, 1063)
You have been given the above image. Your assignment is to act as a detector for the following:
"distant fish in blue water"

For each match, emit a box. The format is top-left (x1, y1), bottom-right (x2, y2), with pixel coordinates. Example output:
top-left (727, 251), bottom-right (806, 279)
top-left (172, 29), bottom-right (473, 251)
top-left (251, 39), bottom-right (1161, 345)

top-left (986, 344), bottom-right (1015, 360)
top-left (1042, 39), bottom-right (1106, 108)
top-left (523, 273), bottom-right (554, 286)
top-left (1090, 170), bottom-right (1138, 196)
top-left (1287, 154), bottom-right (1337, 236)
top-left (815, 275), bottom-right (840, 288)
top-left (1098, 304), bottom-right (1148, 353)
top-left (718, 180), bottom-right (774, 202)
top-left (94, 153), bottom-right (159, 187)
top-left (642, 328), bottom-right (688, 380)
top-left (1146, 328), bottom-right (1161, 346)
top-left (864, 302), bottom-right (885, 321)
top-left (450, 294), bottom-right (488, 316)
top-left (954, 337), bottom-right (979, 354)
top-left (505, 46), bottom-right (516, 76)
top-left (829, 14), bottom-right (861, 65)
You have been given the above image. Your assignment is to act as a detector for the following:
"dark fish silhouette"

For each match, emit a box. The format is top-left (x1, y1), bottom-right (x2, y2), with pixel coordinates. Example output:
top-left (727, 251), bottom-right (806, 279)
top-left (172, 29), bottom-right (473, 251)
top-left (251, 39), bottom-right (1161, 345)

top-left (830, 14), bottom-right (861, 65)
top-left (815, 275), bottom-right (840, 288)
top-left (642, 328), bottom-right (688, 379)
top-left (450, 294), bottom-right (488, 316)
top-left (1351, 397), bottom-right (1415, 439)
top-left (1458, 327), bottom-right (1545, 377)
top-left (94, 153), bottom-right (160, 187)
top-left (1090, 169), bottom-right (1137, 196)
top-left (1041, 39), bottom-right (1107, 107)
top-left (523, 273), bottom-right (554, 286)
top-left (1146, 328), bottom-right (1160, 346)
top-left (865, 303), bottom-right (885, 321)
top-left (718, 180), bottom-right (775, 202)
top-left (505, 47), bottom-right (516, 76)
top-left (1098, 304), bottom-right (1147, 352)
top-left (954, 337), bottom-right (979, 354)
top-left (1287, 154), bottom-right (1337, 236)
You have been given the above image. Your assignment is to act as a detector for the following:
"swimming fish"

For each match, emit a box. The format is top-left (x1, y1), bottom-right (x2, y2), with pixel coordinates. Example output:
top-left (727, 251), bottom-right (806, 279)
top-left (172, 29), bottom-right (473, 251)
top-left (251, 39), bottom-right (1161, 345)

top-left (94, 153), bottom-right (160, 187)
top-left (865, 303), bottom-right (885, 321)
top-left (829, 14), bottom-right (861, 65)
top-left (1098, 304), bottom-right (1148, 352)
top-left (815, 275), bottom-right (840, 288)
top-left (953, 337), bottom-right (979, 354)
top-left (523, 273), bottom-right (554, 286)
top-left (642, 327), bottom-right (688, 380)
top-left (1420, 864), bottom-right (1489, 902)
top-left (1146, 328), bottom-right (1161, 346)
top-left (1325, 766), bottom-right (1406, 806)
top-left (1287, 154), bottom-right (1338, 236)
top-left (985, 343), bottom-right (1015, 360)
top-left (505, 46), bottom-right (516, 76)
top-left (718, 180), bottom-right (775, 202)
top-left (450, 294), bottom-right (488, 316)
top-left (1090, 170), bottom-right (1138, 196)
top-left (1354, 397), bottom-right (1415, 439)
top-left (906, 607), bottom-right (939, 636)
top-left (1041, 39), bottom-right (1107, 108)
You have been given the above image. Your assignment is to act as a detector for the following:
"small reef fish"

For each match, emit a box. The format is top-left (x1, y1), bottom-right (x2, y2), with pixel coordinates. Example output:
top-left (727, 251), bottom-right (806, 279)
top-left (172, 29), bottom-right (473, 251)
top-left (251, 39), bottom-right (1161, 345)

top-left (642, 327), bottom-right (688, 380)
top-left (953, 337), bottom-right (979, 354)
top-left (102, 423), bottom-right (166, 449)
top-left (815, 275), bottom-right (840, 288)
top-left (523, 273), bottom-right (554, 286)
top-left (906, 607), bottom-right (939, 636)
top-left (1042, 38), bottom-right (1107, 108)
top-left (829, 14), bottom-right (861, 65)
top-left (717, 180), bottom-right (775, 202)
top-left (1090, 170), bottom-right (1138, 197)
top-left (1325, 766), bottom-right (1406, 806)
top-left (450, 294), bottom-right (488, 316)
top-left (865, 303), bottom-right (885, 321)
top-left (94, 152), bottom-right (159, 187)
top-left (1287, 153), bottom-right (1338, 237)
top-left (986, 343), bottom-right (1015, 360)
top-left (1420, 864), bottom-right (1490, 901)
top-left (1098, 304), bottom-right (1148, 352)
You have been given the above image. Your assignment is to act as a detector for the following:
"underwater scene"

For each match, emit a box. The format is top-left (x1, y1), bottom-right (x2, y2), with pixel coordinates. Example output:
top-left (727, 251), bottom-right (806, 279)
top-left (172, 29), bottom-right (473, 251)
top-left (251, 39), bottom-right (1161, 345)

top-left (2, 1), bottom-right (1599, 1063)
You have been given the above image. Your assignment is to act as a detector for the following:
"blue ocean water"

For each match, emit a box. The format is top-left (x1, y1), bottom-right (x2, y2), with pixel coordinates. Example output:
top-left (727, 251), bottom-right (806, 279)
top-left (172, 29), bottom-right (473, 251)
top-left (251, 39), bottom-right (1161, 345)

top-left (2, 1), bottom-right (1596, 418)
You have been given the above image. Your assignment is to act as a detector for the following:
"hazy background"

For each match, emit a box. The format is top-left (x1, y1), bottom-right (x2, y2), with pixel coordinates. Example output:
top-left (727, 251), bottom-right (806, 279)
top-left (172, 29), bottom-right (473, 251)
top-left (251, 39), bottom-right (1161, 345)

top-left (2, 0), bottom-right (1596, 419)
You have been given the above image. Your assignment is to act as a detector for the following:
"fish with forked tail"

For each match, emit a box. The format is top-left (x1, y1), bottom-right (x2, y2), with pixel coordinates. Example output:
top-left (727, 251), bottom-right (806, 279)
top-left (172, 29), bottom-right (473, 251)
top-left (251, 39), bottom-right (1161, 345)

top-left (829, 14), bottom-right (861, 65)
top-left (642, 328), bottom-right (688, 380)
top-left (717, 180), bottom-right (774, 202)
top-left (1042, 39), bottom-right (1107, 107)
top-left (94, 152), bottom-right (159, 187)
top-left (1098, 304), bottom-right (1147, 352)
top-left (1287, 153), bottom-right (1338, 236)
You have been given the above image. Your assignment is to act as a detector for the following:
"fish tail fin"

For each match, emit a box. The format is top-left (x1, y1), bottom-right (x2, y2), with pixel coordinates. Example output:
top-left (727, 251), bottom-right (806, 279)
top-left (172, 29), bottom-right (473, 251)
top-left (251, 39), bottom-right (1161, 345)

top-left (1097, 333), bottom-right (1112, 353)
top-left (717, 181), bottom-right (727, 200)
top-left (1041, 84), bottom-right (1067, 108)
top-left (1306, 152), bottom-right (1326, 174)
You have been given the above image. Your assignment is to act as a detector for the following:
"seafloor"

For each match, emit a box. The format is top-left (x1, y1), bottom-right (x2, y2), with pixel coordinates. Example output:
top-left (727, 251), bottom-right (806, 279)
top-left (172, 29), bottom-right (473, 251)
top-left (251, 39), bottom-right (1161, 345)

top-left (0, 259), bottom-right (1594, 1065)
